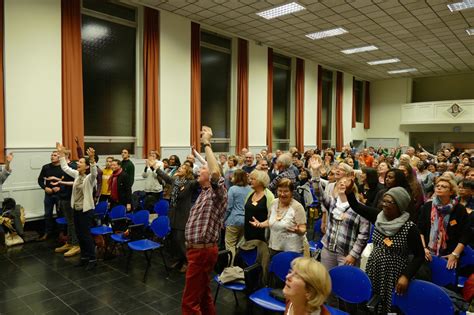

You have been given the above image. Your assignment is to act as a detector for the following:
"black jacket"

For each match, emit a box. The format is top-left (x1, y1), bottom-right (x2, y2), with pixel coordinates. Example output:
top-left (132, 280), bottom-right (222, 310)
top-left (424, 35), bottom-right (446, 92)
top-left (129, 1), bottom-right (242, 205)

top-left (113, 171), bottom-right (132, 206)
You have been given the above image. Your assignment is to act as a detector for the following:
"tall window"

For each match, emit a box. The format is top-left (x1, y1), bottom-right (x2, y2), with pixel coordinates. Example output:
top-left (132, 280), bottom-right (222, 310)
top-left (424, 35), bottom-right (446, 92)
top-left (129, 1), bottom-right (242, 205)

top-left (81, 0), bottom-right (137, 154)
top-left (273, 53), bottom-right (291, 151)
top-left (200, 31), bottom-right (231, 153)
top-left (321, 69), bottom-right (333, 149)
top-left (354, 79), bottom-right (365, 123)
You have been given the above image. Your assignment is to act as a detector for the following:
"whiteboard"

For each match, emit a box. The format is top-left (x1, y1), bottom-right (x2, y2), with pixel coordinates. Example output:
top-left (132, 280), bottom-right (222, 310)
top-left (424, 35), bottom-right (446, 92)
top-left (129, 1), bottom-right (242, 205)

top-left (365, 138), bottom-right (399, 149)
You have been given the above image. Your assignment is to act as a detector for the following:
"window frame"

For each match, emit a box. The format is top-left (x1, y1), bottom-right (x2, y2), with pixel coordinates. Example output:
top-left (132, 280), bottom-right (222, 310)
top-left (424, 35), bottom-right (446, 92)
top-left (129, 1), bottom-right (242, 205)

top-left (272, 52), bottom-right (292, 151)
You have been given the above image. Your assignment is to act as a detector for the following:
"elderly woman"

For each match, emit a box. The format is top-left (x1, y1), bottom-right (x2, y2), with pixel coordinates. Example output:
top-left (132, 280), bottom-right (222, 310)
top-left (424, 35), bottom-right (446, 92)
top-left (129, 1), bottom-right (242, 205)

top-left (345, 185), bottom-right (425, 313)
top-left (250, 178), bottom-right (306, 256)
top-left (244, 170), bottom-right (274, 242)
top-left (155, 164), bottom-right (197, 272)
top-left (224, 169), bottom-right (251, 259)
top-left (283, 257), bottom-right (332, 315)
top-left (419, 176), bottom-right (469, 269)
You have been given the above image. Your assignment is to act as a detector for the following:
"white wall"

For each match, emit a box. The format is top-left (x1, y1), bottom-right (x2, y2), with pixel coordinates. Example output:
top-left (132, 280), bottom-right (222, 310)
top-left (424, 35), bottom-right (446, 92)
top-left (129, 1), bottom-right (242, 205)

top-left (367, 77), bottom-right (412, 145)
top-left (4, 0), bottom-right (62, 149)
top-left (342, 73), bottom-right (353, 146)
top-left (303, 60), bottom-right (317, 147)
top-left (248, 42), bottom-right (268, 148)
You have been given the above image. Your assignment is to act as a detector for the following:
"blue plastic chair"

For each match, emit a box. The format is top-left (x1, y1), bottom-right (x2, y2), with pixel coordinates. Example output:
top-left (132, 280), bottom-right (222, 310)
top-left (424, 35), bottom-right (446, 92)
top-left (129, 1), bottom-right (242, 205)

top-left (329, 265), bottom-right (372, 304)
top-left (392, 279), bottom-right (455, 315)
top-left (110, 210), bottom-right (149, 246)
top-left (429, 256), bottom-right (457, 287)
top-left (154, 200), bottom-right (169, 216)
top-left (325, 304), bottom-right (350, 315)
top-left (248, 251), bottom-right (302, 312)
top-left (90, 205), bottom-right (126, 236)
top-left (238, 247), bottom-right (258, 267)
top-left (460, 245), bottom-right (474, 269)
top-left (55, 217), bottom-right (67, 225)
top-left (126, 216), bottom-right (171, 282)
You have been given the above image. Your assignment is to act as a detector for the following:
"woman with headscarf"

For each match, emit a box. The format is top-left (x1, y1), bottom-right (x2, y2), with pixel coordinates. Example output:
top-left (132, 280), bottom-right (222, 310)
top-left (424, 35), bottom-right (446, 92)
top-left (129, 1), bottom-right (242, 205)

top-left (345, 185), bottom-right (425, 313)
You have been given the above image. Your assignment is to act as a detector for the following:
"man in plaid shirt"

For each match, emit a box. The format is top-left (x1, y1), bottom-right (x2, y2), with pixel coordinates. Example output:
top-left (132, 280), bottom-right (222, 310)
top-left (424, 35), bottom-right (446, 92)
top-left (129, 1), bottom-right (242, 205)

top-left (182, 126), bottom-right (227, 315)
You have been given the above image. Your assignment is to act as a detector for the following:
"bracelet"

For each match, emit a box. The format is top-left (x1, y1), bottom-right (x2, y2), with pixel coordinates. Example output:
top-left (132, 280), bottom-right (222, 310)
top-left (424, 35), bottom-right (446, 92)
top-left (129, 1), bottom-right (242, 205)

top-left (451, 252), bottom-right (460, 259)
top-left (202, 143), bottom-right (211, 149)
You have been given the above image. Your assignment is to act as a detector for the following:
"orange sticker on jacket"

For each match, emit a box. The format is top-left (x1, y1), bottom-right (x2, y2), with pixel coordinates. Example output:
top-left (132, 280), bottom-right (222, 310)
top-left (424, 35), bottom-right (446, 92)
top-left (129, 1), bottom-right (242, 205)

top-left (450, 220), bottom-right (457, 226)
top-left (383, 238), bottom-right (393, 247)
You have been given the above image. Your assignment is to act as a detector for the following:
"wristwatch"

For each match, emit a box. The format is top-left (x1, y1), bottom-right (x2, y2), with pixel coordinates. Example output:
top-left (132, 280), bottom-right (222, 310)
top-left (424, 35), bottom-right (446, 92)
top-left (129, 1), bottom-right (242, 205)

top-left (451, 252), bottom-right (460, 259)
top-left (202, 143), bottom-right (211, 149)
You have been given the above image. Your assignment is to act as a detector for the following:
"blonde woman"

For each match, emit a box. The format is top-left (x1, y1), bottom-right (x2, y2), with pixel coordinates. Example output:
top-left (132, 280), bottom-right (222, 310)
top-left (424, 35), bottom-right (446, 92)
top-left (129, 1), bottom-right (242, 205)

top-left (283, 257), bottom-right (332, 315)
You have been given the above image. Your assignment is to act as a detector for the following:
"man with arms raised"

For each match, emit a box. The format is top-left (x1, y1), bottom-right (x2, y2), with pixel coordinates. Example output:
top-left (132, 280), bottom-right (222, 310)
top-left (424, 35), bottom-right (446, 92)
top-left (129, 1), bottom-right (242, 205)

top-left (181, 126), bottom-right (227, 315)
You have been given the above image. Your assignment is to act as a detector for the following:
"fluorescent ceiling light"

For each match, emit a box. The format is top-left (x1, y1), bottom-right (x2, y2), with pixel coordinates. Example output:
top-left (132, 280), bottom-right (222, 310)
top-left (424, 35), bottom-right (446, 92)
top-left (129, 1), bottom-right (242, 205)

top-left (341, 45), bottom-right (378, 54)
top-left (467, 27), bottom-right (474, 35)
top-left (306, 27), bottom-right (348, 40)
top-left (387, 68), bottom-right (418, 74)
top-left (256, 2), bottom-right (305, 20)
top-left (367, 58), bottom-right (400, 65)
top-left (447, 0), bottom-right (474, 12)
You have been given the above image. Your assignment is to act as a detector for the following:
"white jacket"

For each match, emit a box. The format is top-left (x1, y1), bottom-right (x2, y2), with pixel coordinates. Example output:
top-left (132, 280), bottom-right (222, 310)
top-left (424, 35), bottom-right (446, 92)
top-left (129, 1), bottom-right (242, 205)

top-left (60, 157), bottom-right (97, 212)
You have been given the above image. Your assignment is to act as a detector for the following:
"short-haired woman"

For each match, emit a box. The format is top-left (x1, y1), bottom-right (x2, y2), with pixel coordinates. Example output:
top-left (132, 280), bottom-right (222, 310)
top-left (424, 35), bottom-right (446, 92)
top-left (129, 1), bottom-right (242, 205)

top-left (244, 170), bottom-right (274, 242)
top-left (224, 169), bottom-right (251, 260)
top-left (250, 178), bottom-right (307, 256)
top-left (283, 257), bottom-right (332, 315)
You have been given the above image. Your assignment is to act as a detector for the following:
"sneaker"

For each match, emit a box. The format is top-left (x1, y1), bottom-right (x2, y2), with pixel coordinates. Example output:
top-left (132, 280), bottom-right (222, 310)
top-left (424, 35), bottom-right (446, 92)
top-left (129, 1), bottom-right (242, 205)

top-left (85, 260), bottom-right (97, 271)
top-left (55, 243), bottom-right (72, 253)
top-left (64, 246), bottom-right (81, 257)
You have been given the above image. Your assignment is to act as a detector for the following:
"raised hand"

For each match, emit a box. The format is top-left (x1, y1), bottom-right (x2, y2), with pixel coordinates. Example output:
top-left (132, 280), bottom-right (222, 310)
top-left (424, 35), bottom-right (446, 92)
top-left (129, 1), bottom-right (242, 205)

top-left (200, 126), bottom-right (213, 145)
top-left (308, 157), bottom-right (321, 170)
top-left (6, 153), bottom-right (13, 163)
top-left (86, 147), bottom-right (95, 160)
top-left (74, 136), bottom-right (79, 145)
top-left (56, 142), bottom-right (66, 156)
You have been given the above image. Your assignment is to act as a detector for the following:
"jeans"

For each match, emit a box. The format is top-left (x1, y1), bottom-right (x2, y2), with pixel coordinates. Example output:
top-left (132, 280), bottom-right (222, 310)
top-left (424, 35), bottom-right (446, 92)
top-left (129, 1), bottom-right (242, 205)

top-left (44, 194), bottom-right (60, 234)
top-left (182, 246), bottom-right (218, 315)
top-left (73, 210), bottom-right (96, 261)
top-left (60, 200), bottom-right (78, 246)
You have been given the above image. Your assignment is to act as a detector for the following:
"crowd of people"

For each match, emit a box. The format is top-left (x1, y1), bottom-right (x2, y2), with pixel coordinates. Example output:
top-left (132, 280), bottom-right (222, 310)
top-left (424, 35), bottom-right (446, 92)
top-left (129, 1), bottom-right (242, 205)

top-left (0, 134), bottom-right (473, 314)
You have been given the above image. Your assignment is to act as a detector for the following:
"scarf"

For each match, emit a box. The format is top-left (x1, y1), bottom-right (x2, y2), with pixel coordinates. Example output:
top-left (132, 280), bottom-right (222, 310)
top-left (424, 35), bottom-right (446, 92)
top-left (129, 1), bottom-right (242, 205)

top-left (428, 196), bottom-right (457, 256)
top-left (375, 211), bottom-right (410, 237)
top-left (332, 198), bottom-right (350, 221)
top-left (170, 177), bottom-right (187, 209)
top-left (109, 168), bottom-right (123, 202)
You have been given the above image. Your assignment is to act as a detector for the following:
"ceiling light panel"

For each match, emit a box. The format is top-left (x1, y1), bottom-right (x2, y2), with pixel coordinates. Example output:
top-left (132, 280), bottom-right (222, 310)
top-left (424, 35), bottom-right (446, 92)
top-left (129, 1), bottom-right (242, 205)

top-left (447, 0), bottom-right (474, 12)
top-left (256, 2), bottom-right (305, 20)
top-left (387, 68), bottom-right (418, 74)
top-left (367, 58), bottom-right (401, 65)
top-left (341, 45), bottom-right (378, 54)
top-left (467, 27), bottom-right (474, 35)
top-left (306, 27), bottom-right (348, 40)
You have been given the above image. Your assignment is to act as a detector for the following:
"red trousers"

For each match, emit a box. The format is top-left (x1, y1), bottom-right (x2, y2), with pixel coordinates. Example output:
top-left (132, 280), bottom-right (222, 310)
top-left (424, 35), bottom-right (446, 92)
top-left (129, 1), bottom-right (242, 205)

top-left (181, 246), bottom-right (218, 315)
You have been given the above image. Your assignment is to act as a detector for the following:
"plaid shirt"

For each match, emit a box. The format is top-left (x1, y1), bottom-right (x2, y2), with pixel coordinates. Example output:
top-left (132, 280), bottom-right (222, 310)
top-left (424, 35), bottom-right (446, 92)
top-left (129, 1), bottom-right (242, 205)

top-left (268, 169), bottom-right (297, 195)
top-left (321, 193), bottom-right (370, 259)
top-left (185, 177), bottom-right (227, 244)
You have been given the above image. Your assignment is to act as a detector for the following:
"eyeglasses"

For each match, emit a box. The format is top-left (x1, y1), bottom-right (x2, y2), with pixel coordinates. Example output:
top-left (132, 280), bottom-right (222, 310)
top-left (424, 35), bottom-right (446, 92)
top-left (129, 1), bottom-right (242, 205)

top-left (382, 200), bottom-right (396, 206)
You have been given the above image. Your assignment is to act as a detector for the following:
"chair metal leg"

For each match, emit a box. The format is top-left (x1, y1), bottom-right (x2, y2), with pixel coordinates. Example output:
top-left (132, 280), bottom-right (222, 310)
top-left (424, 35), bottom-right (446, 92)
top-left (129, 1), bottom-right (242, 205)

top-left (214, 284), bottom-right (220, 305)
top-left (143, 250), bottom-right (153, 282)
top-left (233, 290), bottom-right (239, 306)
top-left (159, 248), bottom-right (170, 277)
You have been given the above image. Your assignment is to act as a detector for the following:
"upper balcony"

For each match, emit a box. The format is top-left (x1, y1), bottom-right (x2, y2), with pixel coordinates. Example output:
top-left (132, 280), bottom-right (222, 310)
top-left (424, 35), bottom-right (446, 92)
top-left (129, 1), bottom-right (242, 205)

top-left (400, 99), bottom-right (474, 125)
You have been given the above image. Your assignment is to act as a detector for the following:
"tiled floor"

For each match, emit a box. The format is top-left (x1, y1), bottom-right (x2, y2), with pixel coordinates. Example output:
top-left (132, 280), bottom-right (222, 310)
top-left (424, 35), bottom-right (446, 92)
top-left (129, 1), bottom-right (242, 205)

top-left (0, 239), bottom-right (254, 315)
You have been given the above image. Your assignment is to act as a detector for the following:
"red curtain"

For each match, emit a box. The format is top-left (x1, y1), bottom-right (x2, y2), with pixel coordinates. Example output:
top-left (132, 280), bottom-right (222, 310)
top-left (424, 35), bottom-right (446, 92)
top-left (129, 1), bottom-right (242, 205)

top-left (266, 48), bottom-right (273, 152)
top-left (61, 0), bottom-right (84, 160)
top-left (190, 22), bottom-right (201, 151)
top-left (0, 0), bottom-right (4, 163)
top-left (236, 38), bottom-right (249, 154)
top-left (335, 71), bottom-right (344, 151)
top-left (295, 58), bottom-right (304, 152)
top-left (143, 8), bottom-right (160, 158)
top-left (352, 77), bottom-right (356, 128)
top-left (364, 81), bottom-right (371, 129)
top-left (316, 65), bottom-right (323, 149)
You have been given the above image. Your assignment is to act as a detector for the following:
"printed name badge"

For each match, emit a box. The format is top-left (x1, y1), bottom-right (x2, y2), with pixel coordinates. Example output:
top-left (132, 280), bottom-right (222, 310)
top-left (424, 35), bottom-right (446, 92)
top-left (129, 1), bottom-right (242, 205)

top-left (180, 186), bottom-right (185, 191)
top-left (450, 220), bottom-right (457, 226)
top-left (383, 238), bottom-right (393, 247)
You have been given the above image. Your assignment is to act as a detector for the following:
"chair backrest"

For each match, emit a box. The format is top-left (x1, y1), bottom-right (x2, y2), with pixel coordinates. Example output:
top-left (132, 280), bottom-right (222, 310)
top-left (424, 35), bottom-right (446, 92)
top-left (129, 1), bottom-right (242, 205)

top-left (461, 245), bottom-right (474, 269)
top-left (150, 216), bottom-right (171, 239)
top-left (237, 248), bottom-right (258, 267)
top-left (314, 218), bottom-right (322, 234)
top-left (429, 256), bottom-right (457, 287)
top-left (215, 250), bottom-right (232, 274)
top-left (109, 205), bottom-right (127, 220)
top-left (392, 279), bottom-right (455, 315)
top-left (132, 210), bottom-right (150, 228)
top-left (269, 251), bottom-right (302, 282)
top-left (94, 201), bottom-right (108, 218)
top-left (154, 200), bottom-right (169, 216)
top-left (329, 265), bottom-right (372, 304)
